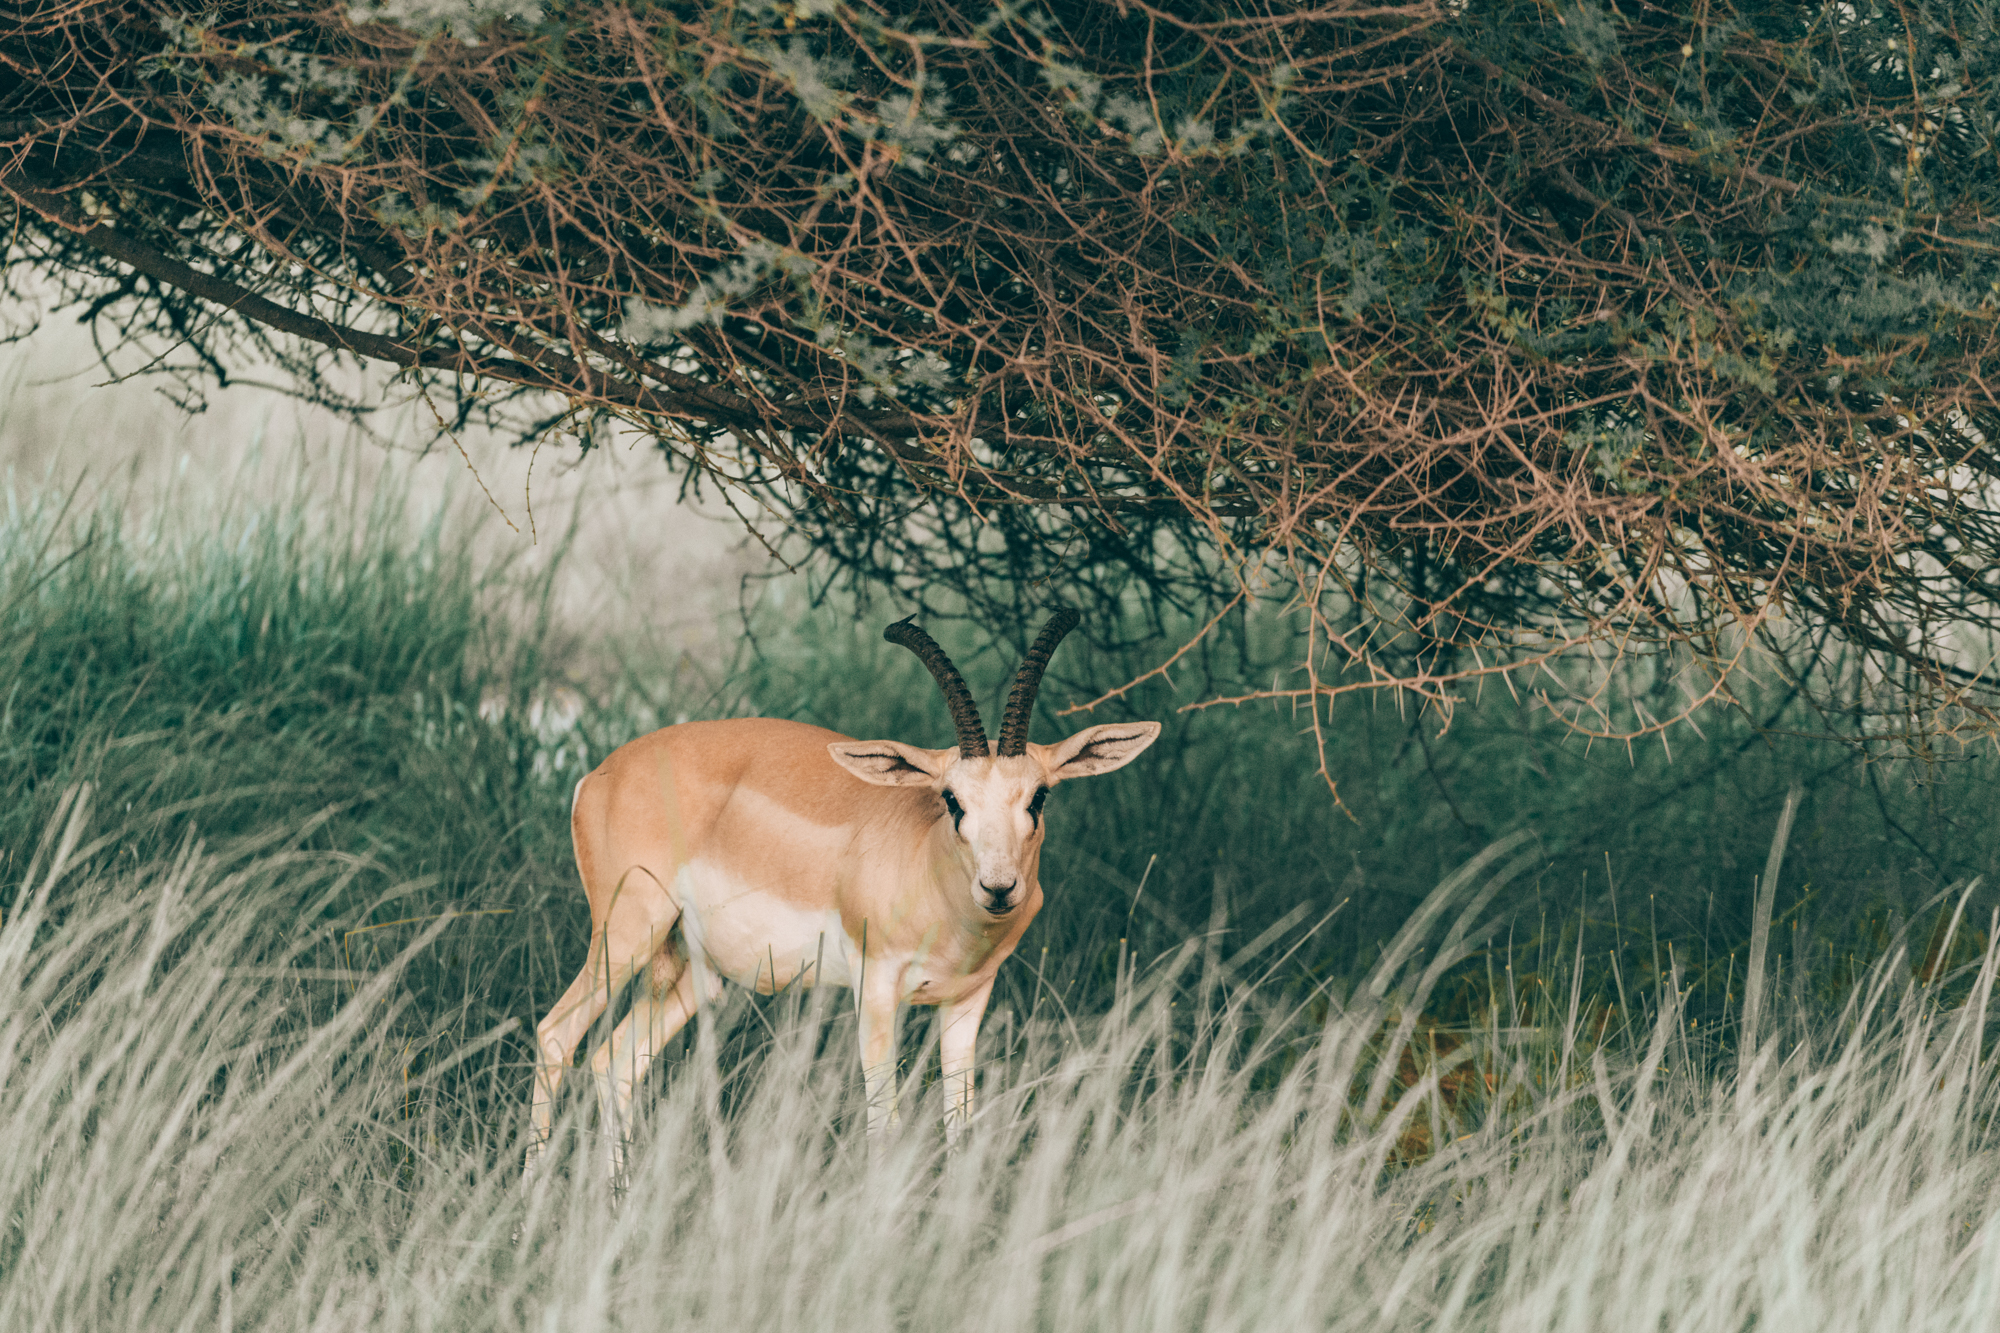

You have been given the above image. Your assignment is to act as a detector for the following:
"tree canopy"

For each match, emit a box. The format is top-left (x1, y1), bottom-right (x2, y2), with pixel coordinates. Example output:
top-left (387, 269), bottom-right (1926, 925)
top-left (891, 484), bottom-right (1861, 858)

top-left (5, 0), bottom-right (2000, 758)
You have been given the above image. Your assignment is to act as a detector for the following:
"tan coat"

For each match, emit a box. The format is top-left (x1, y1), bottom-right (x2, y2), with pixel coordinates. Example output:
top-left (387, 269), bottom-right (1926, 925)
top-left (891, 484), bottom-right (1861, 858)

top-left (526, 714), bottom-right (1159, 1177)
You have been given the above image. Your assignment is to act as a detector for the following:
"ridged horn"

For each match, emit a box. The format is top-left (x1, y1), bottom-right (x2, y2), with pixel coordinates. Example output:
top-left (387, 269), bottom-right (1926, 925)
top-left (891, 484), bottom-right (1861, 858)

top-left (995, 609), bottom-right (1081, 756)
top-left (884, 616), bottom-right (989, 758)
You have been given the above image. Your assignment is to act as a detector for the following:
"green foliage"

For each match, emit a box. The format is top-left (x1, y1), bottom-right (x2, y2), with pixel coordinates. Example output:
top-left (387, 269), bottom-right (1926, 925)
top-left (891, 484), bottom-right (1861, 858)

top-left (3, 459), bottom-right (1996, 1076)
top-left (0, 462), bottom-right (590, 1056)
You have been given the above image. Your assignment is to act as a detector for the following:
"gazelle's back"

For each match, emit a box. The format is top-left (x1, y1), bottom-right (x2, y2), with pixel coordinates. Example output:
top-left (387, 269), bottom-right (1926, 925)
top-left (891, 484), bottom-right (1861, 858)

top-left (570, 717), bottom-right (920, 922)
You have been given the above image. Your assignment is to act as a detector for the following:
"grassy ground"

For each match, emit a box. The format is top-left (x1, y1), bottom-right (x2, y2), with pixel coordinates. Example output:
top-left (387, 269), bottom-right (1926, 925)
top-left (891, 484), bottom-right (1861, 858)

top-left (3, 453), bottom-right (1999, 1329)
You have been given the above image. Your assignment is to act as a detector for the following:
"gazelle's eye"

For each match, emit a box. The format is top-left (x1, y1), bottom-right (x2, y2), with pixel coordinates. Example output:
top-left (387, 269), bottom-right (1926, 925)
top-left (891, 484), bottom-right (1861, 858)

top-left (942, 789), bottom-right (965, 829)
top-left (1027, 787), bottom-right (1048, 824)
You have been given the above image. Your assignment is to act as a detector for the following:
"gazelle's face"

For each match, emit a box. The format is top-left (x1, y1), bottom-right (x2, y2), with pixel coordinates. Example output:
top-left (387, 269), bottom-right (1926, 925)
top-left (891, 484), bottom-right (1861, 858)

top-left (938, 756), bottom-right (1052, 916)
top-left (828, 721), bottom-right (1164, 920)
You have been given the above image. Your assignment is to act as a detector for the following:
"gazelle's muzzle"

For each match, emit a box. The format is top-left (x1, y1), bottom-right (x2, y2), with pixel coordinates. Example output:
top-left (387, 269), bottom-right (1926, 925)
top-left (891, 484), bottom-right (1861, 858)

top-left (979, 880), bottom-right (1019, 914)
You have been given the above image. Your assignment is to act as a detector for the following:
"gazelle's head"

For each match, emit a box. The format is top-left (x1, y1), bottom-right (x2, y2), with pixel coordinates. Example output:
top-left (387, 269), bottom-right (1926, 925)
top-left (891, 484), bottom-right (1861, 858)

top-left (829, 611), bottom-right (1160, 918)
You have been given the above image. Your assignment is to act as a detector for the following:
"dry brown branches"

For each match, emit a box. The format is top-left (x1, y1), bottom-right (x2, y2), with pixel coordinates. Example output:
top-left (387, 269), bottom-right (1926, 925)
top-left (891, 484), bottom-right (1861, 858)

top-left (2, 0), bottom-right (1998, 773)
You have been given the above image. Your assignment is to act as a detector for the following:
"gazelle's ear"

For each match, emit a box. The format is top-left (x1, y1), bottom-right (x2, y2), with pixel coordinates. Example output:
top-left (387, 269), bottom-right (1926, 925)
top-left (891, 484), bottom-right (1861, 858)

top-left (1033, 722), bottom-right (1162, 784)
top-left (828, 740), bottom-right (953, 787)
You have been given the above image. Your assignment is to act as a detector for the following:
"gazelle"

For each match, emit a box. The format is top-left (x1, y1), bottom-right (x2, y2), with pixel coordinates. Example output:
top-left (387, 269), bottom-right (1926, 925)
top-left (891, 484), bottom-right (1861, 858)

top-left (525, 610), bottom-right (1160, 1177)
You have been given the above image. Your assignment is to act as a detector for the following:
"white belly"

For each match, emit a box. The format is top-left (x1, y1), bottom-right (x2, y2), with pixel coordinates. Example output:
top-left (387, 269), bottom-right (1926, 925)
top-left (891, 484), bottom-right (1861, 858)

top-left (673, 859), bottom-right (858, 992)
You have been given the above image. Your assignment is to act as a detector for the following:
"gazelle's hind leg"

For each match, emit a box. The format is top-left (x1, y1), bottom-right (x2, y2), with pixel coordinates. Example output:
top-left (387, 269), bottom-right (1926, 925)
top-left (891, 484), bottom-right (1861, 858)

top-left (527, 925), bottom-right (664, 1176)
top-left (591, 940), bottom-right (710, 1181)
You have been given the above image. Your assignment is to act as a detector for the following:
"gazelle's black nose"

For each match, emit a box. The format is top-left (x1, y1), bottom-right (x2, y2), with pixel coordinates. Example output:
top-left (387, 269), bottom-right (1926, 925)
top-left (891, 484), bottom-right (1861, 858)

top-left (981, 881), bottom-right (1017, 911)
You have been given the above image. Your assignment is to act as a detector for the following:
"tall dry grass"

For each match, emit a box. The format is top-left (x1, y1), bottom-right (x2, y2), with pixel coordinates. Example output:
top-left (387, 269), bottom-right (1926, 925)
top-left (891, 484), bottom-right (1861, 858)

top-left (4, 790), bottom-right (1998, 1331)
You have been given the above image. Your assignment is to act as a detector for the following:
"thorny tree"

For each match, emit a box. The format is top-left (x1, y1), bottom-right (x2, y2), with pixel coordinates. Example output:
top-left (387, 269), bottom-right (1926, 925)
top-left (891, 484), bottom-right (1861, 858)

top-left (4, 0), bottom-right (2000, 786)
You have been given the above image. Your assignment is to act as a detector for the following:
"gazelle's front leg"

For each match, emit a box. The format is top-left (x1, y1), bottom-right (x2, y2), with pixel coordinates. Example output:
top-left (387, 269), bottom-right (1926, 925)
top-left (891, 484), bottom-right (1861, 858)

top-left (856, 963), bottom-right (906, 1139)
top-left (939, 981), bottom-right (993, 1146)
